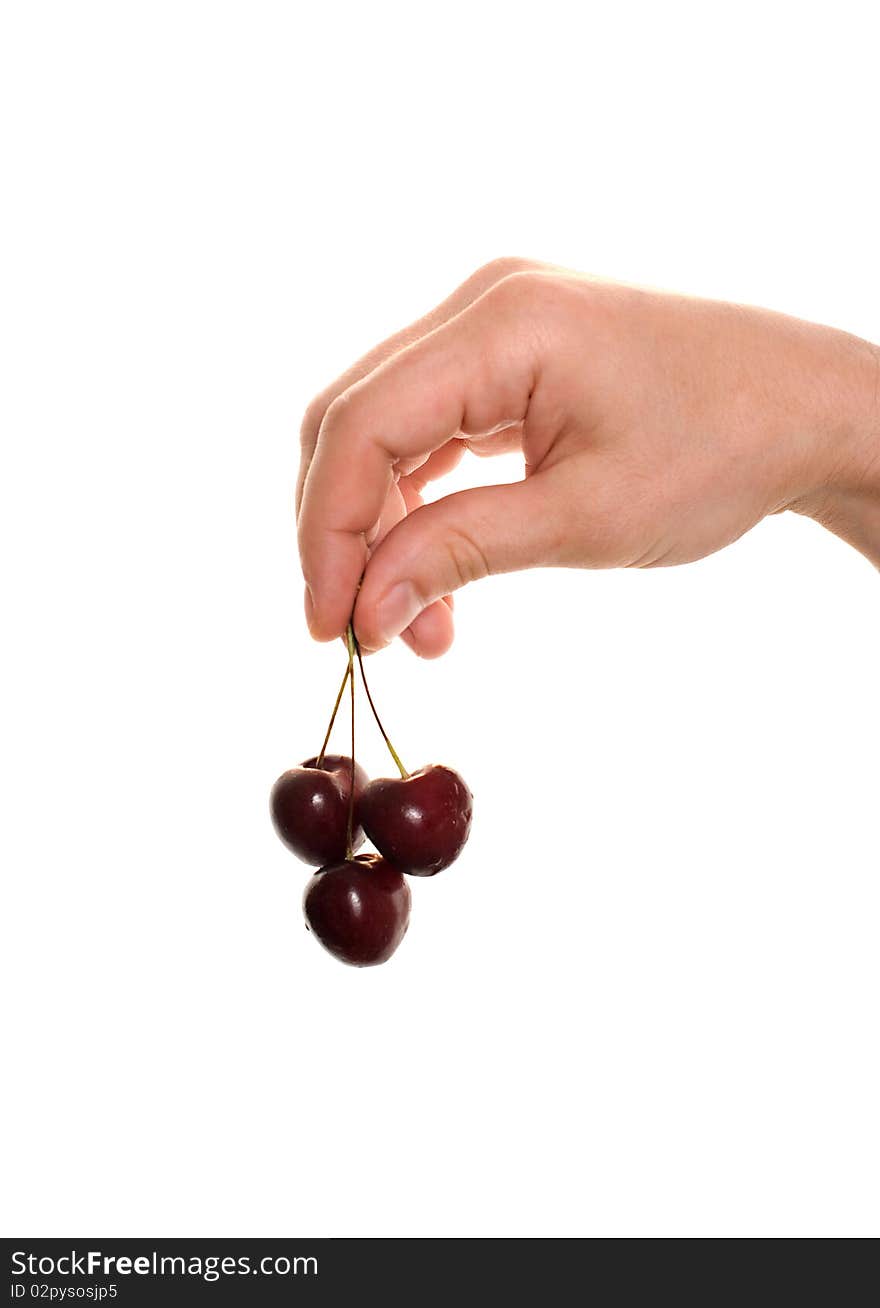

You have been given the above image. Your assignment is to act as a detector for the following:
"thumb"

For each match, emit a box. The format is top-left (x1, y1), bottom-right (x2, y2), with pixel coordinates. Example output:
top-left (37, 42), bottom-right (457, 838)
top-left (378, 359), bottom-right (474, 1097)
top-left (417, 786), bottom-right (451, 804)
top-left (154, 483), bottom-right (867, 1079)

top-left (354, 477), bottom-right (564, 652)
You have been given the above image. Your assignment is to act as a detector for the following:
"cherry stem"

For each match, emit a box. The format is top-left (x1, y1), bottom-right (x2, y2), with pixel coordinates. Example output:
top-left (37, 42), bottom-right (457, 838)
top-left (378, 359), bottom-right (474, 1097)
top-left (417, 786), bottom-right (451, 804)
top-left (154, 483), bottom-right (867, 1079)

top-left (345, 624), bottom-right (356, 860)
top-left (316, 662), bottom-right (351, 768)
top-left (353, 633), bottom-right (409, 780)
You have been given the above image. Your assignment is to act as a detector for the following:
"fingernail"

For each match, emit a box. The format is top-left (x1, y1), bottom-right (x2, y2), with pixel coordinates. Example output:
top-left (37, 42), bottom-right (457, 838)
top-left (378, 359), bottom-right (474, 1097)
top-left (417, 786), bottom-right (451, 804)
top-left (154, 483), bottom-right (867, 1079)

top-left (373, 581), bottom-right (421, 646)
top-left (400, 625), bottom-right (422, 656)
top-left (304, 584), bottom-right (315, 632)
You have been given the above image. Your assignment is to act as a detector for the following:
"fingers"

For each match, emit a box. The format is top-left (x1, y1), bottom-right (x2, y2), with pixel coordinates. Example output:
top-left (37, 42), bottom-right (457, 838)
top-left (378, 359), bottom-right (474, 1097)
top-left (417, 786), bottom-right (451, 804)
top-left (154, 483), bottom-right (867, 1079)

top-left (352, 476), bottom-right (566, 652)
top-left (402, 597), bottom-right (455, 658)
top-left (366, 467), bottom-right (457, 658)
top-left (463, 422), bottom-right (524, 458)
top-left (400, 439), bottom-right (467, 493)
top-left (298, 275), bottom-right (546, 642)
top-left (296, 257), bottom-right (542, 516)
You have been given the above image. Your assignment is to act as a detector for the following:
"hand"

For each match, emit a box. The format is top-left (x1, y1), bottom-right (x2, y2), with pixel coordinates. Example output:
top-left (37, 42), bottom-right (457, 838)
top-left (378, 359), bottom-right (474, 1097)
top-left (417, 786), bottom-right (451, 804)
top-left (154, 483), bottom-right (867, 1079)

top-left (297, 259), bottom-right (880, 656)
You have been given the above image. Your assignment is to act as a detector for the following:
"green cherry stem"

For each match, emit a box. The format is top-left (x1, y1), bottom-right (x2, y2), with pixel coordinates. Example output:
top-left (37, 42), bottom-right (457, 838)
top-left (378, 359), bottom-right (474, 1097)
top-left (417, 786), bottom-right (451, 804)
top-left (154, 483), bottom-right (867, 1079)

top-left (353, 632), bottom-right (409, 780)
top-left (345, 624), bottom-right (356, 860)
top-left (316, 661), bottom-right (351, 768)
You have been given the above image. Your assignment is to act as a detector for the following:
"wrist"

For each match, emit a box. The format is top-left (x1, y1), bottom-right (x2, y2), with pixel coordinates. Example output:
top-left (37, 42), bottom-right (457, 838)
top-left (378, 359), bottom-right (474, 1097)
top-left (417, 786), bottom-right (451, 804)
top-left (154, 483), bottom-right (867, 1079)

top-left (793, 334), bottom-right (880, 567)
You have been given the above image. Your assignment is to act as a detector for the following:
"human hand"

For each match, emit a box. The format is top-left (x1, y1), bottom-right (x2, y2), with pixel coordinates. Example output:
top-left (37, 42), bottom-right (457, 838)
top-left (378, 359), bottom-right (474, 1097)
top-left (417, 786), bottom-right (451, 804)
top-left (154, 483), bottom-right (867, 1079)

top-left (297, 259), bottom-right (880, 657)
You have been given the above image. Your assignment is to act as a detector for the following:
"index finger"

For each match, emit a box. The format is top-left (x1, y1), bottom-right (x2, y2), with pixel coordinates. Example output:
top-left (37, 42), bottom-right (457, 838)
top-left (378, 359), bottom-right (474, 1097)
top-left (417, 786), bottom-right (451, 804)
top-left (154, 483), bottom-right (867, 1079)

top-left (297, 278), bottom-right (541, 642)
top-left (295, 257), bottom-right (543, 517)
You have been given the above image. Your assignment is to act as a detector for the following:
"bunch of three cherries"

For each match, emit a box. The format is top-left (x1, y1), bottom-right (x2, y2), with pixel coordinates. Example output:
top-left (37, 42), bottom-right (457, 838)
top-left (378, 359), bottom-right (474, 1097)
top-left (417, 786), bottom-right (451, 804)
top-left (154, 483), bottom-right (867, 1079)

top-left (270, 628), bottom-right (472, 966)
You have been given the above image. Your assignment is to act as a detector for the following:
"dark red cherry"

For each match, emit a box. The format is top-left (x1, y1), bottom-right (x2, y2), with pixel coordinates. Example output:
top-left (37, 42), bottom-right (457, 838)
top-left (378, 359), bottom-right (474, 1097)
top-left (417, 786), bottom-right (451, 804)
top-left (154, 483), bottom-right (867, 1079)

top-left (270, 754), bottom-right (368, 866)
top-left (303, 854), bottom-right (411, 966)
top-left (359, 765), bottom-right (473, 876)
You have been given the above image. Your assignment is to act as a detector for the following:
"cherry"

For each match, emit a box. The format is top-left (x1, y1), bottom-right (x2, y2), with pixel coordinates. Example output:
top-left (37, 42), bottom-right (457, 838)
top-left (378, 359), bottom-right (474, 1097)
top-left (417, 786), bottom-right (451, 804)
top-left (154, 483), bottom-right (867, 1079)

top-left (303, 853), bottom-right (411, 966)
top-left (270, 754), bottom-right (368, 866)
top-left (359, 764), bottom-right (473, 876)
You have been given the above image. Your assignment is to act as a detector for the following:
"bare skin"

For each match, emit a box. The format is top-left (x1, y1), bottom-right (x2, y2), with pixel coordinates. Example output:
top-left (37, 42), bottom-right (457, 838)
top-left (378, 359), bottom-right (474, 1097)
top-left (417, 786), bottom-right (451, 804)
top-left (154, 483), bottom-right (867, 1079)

top-left (297, 259), bottom-right (880, 658)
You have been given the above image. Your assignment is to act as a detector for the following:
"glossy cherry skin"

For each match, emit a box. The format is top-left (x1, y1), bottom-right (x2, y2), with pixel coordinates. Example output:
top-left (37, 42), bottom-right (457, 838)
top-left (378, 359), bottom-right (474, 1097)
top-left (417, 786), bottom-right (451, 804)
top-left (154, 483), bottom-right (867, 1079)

top-left (270, 754), bottom-right (368, 866)
top-left (359, 765), bottom-right (473, 876)
top-left (303, 854), bottom-right (412, 966)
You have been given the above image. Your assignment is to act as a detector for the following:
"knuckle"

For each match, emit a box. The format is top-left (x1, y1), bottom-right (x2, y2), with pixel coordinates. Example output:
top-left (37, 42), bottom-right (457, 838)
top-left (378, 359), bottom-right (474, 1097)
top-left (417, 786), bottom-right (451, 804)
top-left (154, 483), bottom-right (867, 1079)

top-left (472, 255), bottom-right (536, 287)
top-left (487, 267), bottom-right (557, 312)
top-left (442, 524), bottom-right (492, 591)
top-left (304, 385), bottom-right (363, 449)
top-left (321, 388), bottom-right (359, 440)
top-left (300, 391), bottom-right (330, 448)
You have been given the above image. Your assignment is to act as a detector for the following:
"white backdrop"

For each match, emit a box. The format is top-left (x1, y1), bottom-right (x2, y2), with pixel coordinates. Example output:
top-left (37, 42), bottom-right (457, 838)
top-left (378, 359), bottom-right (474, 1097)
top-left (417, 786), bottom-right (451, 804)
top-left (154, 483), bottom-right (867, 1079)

top-left (1, 1), bottom-right (878, 1238)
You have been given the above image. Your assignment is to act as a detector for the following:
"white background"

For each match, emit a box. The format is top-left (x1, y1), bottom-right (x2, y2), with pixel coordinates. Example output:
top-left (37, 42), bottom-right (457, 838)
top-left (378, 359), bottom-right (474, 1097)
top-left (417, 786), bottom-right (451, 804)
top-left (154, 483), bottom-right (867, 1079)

top-left (1, 1), bottom-right (878, 1238)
